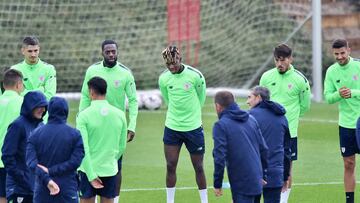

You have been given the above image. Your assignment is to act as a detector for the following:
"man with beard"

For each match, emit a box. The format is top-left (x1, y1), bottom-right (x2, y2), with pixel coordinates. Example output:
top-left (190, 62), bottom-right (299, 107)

top-left (259, 43), bottom-right (311, 203)
top-left (324, 39), bottom-right (360, 203)
top-left (79, 39), bottom-right (138, 202)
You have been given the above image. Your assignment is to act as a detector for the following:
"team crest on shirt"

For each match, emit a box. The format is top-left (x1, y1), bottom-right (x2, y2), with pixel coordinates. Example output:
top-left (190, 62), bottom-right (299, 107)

top-left (341, 147), bottom-right (346, 153)
top-left (288, 83), bottom-right (293, 90)
top-left (114, 80), bottom-right (120, 88)
top-left (184, 83), bottom-right (192, 91)
top-left (100, 107), bottom-right (109, 116)
top-left (353, 74), bottom-right (359, 81)
top-left (39, 75), bottom-right (45, 82)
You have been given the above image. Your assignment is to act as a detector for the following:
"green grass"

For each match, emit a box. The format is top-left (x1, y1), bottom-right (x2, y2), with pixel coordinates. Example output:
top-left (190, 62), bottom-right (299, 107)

top-left (67, 98), bottom-right (359, 203)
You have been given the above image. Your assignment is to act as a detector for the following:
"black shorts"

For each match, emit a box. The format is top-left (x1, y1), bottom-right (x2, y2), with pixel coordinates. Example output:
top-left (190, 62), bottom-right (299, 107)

top-left (163, 126), bottom-right (205, 154)
top-left (339, 126), bottom-right (359, 157)
top-left (290, 137), bottom-right (298, 161)
top-left (78, 171), bottom-right (117, 199)
top-left (8, 194), bottom-right (33, 203)
top-left (0, 168), bottom-right (6, 198)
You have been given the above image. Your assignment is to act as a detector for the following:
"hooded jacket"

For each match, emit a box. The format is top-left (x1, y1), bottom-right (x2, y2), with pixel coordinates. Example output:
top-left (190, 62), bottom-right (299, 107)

top-left (1, 91), bottom-right (48, 198)
top-left (26, 97), bottom-right (84, 203)
top-left (213, 103), bottom-right (268, 197)
top-left (249, 100), bottom-right (291, 188)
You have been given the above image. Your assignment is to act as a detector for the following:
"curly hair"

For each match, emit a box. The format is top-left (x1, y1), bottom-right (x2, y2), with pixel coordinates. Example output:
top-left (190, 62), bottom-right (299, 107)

top-left (162, 45), bottom-right (181, 64)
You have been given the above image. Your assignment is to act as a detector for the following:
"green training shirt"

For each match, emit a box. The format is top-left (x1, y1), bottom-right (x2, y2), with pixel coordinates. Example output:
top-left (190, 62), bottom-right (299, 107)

top-left (0, 90), bottom-right (23, 168)
top-left (11, 59), bottom-right (56, 101)
top-left (260, 65), bottom-right (311, 138)
top-left (76, 100), bottom-right (127, 181)
top-left (158, 64), bottom-right (206, 131)
top-left (79, 61), bottom-right (138, 132)
top-left (324, 57), bottom-right (360, 129)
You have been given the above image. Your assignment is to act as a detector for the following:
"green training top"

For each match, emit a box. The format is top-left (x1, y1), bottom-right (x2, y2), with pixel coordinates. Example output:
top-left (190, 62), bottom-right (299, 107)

top-left (79, 61), bottom-right (138, 132)
top-left (324, 57), bottom-right (360, 129)
top-left (158, 64), bottom-right (206, 131)
top-left (76, 100), bottom-right (127, 181)
top-left (0, 90), bottom-right (23, 168)
top-left (11, 59), bottom-right (56, 101)
top-left (260, 65), bottom-right (311, 138)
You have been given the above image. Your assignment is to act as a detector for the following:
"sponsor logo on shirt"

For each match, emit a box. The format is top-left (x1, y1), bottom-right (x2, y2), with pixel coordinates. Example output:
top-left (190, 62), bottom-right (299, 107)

top-left (353, 74), bottom-right (359, 81)
top-left (39, 75), bottom-right (45, 82)
top-left (100, 107), bottom-right (109, 116)
top-left (114, 80), bottom-right (120, 88)
top-left (184, 83), bottom-right (192, 91)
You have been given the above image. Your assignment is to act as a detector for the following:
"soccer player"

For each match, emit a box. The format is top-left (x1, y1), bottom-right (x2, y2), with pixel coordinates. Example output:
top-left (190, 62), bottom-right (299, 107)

top-left (1, 91), bottom-right (48, 203)
top-left (247, 86), bottom-right (291, 203)
top-left (79, 40), bottom-right (138, 202)
top-left (0, 69), bottom-right (24, 203)
top-left (212, 91), bottom-right (268, 203)
top-left (11, 36), bottom-right (56, 101)
top-left (77, 77), bottom-right (127, 203)
top-left (159, 46), bottom-right (207, 203)
top-left (259, 43), bottom-right (311, 203)
top-left (26, 97), bottom-right (84, 203)
top-left (323, 39), bottom-right (360, 203)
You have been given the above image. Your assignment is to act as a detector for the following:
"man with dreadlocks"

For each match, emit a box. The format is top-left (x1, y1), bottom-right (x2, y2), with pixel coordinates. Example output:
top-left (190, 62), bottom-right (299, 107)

top-left (159, 45), bottom-right (207, 203)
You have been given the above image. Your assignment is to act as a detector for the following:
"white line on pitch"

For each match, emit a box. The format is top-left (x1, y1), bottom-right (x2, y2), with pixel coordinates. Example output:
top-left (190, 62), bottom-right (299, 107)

top-left (120, 181), bottom-right (358, 192)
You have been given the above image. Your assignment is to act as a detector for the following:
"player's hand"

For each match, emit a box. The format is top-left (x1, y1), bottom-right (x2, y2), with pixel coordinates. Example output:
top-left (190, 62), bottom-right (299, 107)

top-left (282, 180), bottom-right (289, 192)
top-left (90, 177), bottom-right (104, 189)
top-left (47, 180), bottom-right (60, 195)
top-left (339, 87), bottom-right (351, 98)
top-left (127, 130), bottom-right (135, 142)
top-left (214, 188), bottom-right (223, 197)
top-left (37, 164), bottom-right (49, 173)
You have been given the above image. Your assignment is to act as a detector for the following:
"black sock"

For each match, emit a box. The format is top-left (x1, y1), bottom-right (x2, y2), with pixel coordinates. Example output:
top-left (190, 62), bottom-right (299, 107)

top-left (346, 192), bottom-right (354, 203)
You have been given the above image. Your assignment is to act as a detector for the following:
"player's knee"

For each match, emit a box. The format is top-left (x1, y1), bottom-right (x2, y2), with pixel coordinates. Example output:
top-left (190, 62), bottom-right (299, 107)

top-left (344, 158), bottom-right (355, 171)
top-left (166, 162), bottom-right (177, 173)
top-left (193, 164), bottom-right (204, 175)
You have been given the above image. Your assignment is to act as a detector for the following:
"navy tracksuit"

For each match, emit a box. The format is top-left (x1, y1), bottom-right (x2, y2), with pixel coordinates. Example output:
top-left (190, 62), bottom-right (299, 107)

top-left (213, 103), bottom-right (268, 203)
top-left (26, 97), bottom-right (84, 203)
top-left (249, 100), bottom-right (291, 203)
top-left (356, 117), bottom-right (360, 151)
top-left (1, 91), bottom-right (48, 201)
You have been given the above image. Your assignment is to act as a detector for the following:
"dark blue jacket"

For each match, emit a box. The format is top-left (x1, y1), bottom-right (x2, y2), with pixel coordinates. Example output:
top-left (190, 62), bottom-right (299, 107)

top-left (356, 117), bottom-right (360, 150)
top-left (249, 100), bottom-right (291, 188)
top-left (26, 97), bottom-right (84, 203)
top-left (213, 103), bottom-right (268, 196)
top-left (1, 91), bottom-right (48, 198)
